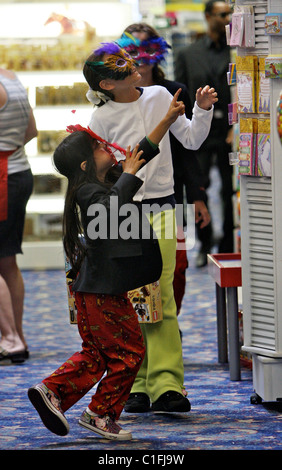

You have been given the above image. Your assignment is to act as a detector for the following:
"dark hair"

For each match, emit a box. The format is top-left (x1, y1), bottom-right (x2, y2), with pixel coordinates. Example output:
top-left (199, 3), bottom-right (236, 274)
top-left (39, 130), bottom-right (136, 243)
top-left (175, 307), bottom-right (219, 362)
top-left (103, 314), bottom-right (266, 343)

top-left (204, 0), bottom-right (226, 14)
top-left (123, 22), bottom-right (165, 85)
top-left (83, 51), bottom-right (114, 106)
top-left (53, 131), bottom-right (119, 274)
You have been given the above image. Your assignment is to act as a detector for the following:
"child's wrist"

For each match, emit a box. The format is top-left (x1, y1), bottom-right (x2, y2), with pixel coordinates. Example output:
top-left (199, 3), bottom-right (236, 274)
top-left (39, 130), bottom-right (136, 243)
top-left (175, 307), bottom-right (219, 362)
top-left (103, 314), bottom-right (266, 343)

top-left (146, 136), bottom-right (158, 150)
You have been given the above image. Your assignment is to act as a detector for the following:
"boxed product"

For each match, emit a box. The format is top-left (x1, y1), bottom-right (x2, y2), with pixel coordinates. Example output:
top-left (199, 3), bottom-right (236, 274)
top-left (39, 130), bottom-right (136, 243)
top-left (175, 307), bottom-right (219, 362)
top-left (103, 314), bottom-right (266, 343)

top-left (230, 6), bottom-right (255, 48)
top-left (264, 13), bottom-right (282, 35)
top-left (277, 91), bottom-right (282, 146)
top-left (257, 58), bottom-right (270, 113)
top-left (128, 282), bottom-right (163, 323)
top-left (265, 55), bottom-right (282, 79)
top-left (236, 56), bottom-right (258, 113)
top-left (238, 118), bottom-right (257, 175)
top-left (256, 118), bottom-right (271, 177)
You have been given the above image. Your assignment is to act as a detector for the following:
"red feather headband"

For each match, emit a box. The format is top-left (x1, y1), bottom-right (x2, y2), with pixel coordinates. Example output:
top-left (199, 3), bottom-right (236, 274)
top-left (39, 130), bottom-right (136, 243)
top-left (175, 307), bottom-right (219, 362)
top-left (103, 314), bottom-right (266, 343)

top-left (66, 124), bottom-right (127, 157)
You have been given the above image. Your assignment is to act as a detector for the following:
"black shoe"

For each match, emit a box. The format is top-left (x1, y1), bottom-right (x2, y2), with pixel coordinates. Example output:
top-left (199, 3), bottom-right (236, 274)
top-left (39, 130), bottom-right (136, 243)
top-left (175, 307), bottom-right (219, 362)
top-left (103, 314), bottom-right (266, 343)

top-left (196, 251), bottom-right (208, 268)
top-left (124, 393), bottom-right (150, 413)
top-left (152, 391), bottom-right (191, 413)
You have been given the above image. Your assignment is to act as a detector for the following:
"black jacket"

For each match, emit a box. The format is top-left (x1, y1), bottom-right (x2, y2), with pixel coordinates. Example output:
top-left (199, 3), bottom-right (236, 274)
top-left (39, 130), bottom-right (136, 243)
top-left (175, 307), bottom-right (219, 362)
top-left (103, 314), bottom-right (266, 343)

top-left (73, 139), bottom-right (162, 295)
top-left (161, 79), bottom-right (206, 205)
top-left (175, 35), bottom-right (232, 141)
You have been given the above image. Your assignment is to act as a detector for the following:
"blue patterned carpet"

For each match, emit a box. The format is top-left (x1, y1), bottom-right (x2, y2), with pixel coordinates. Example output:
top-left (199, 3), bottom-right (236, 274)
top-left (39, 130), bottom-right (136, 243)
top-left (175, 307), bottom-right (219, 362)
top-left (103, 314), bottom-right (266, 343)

top-left (1, 248), bottom-right (282, 456)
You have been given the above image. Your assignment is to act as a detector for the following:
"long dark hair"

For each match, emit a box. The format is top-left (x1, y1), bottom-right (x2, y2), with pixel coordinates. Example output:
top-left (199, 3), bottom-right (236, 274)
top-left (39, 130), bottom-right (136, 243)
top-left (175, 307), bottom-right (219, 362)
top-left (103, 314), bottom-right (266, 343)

top-left (53, 131), bottom-right (119, 274)
top-left (123, 22), bottom-right (166, 85)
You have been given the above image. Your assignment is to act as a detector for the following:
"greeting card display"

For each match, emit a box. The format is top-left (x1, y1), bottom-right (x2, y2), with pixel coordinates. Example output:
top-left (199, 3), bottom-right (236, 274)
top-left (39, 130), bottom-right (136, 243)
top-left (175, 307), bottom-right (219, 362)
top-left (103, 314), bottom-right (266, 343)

top-left (230, 6), bottom-right (255, 48)
top-left (265, 56), bottom-right (282, 79)
top-left (265, 13), bottom-right (282, 35)
top-left (258, 58), bottom-right (270, 113)
top-left (277, 91), bottom-right (282, 146)
top-left (238, 118), bottom-right (257, 175)
top-left (257, 119), bottom-right (271, 177)
top-left (236, 56), bottom-right (257, 113)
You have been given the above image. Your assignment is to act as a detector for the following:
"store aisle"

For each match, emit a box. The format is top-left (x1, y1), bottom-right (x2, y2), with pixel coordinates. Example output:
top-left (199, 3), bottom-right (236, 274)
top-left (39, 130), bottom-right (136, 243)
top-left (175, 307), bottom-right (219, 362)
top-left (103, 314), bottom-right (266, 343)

top-left (1, 248), bottom-right (282, 452)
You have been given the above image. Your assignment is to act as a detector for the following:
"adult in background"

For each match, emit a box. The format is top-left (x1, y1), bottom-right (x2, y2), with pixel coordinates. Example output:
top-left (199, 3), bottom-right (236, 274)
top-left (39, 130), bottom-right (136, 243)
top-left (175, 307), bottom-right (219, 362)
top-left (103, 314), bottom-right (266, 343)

top-left (175, 0), bottom-right (234, 267)
top-left (117, 23), bottom-right (210, 318)
top-left (0, 67), bottom-right (37, 363)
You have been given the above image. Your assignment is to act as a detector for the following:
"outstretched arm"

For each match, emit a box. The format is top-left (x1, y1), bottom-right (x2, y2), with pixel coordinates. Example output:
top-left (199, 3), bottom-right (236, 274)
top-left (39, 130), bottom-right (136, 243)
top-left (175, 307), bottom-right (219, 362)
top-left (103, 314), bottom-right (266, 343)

top-left (196, 85), bottom-right (218, 110)
top-left (146, 88), bottom-right (185, 146)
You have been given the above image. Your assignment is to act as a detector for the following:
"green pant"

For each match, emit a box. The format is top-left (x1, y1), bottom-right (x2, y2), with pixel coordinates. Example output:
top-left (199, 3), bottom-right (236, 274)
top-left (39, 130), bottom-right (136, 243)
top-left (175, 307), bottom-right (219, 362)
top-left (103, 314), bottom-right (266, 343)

top-left (131, 209), bottom-right (185, 402)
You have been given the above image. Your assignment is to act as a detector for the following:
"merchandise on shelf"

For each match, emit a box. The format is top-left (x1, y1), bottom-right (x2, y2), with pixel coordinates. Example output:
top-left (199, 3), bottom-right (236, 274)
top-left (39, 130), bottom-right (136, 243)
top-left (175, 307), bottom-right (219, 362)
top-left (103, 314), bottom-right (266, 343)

top-left (257, 118), bottom-right (271, 176)
top-left (0, 42), bottom-right (97, 71)
top-left (36, 82), bottom-right (89, 106)
top-left (236, 55), bottom-right (270, 114)
top-left (238, 117), bottom-right (271, 177)
top-left (238, 117), bottom-right (257, 175)
top-left (265, 55), bottom-right (282, 79)
top-left (236, 55), bottom-right (257, 113)
top-left (277, 91), bottom-right (282, 146)
top-left (229, 5), bottom-right (255, 48)
top-left (264, 13), bottom-right (282, 35)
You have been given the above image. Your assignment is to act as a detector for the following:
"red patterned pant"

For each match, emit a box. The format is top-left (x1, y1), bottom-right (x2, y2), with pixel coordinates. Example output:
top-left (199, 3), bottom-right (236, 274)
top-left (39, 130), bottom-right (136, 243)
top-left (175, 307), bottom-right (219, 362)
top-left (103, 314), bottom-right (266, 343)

top-left (43, 292), bottom-right (145, 420)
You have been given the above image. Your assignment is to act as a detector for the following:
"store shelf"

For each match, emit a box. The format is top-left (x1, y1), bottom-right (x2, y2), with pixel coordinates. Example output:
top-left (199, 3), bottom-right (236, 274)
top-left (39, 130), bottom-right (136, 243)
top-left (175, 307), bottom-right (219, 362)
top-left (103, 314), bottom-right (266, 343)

top-left (18, 69), bottom-right (91, 268)
top-left (17, 241), bottom-right (65, 270)
top-left (26, 194), bottom-right (64, 214)
top-left (17, 70), bottom-right (86, 88)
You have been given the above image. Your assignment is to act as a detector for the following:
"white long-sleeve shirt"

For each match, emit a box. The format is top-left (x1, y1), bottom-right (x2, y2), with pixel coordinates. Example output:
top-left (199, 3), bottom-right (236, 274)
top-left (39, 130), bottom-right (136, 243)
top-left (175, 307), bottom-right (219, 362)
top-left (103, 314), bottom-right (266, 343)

top-left (89, 85), bottom-right (213, 201)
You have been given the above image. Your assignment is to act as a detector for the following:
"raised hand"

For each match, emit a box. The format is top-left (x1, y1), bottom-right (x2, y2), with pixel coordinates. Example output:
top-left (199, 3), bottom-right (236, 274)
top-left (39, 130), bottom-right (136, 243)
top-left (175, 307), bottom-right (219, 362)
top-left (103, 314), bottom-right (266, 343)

top-left (166, 88), bottom-right (185, 124)
top-left (121, 144), bottom-right (145, 175)
top-left (196, 85), bottom-right (218, 110)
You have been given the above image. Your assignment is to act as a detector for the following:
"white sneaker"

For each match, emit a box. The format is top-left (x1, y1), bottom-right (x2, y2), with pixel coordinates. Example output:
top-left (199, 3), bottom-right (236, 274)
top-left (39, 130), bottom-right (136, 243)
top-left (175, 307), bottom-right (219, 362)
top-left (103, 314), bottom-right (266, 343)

top-left (28, 383), bottom-right (69, 436)
top-left (79, 409), bottom-right (132, 440)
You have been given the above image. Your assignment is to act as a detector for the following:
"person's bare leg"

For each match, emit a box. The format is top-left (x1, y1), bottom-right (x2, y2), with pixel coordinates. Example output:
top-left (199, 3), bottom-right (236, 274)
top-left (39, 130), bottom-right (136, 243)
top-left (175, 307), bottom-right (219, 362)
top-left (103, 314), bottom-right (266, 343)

top-left (0, 256), bottom-right (27, 349)
top-left (0, 274), bottom-right (25, 352)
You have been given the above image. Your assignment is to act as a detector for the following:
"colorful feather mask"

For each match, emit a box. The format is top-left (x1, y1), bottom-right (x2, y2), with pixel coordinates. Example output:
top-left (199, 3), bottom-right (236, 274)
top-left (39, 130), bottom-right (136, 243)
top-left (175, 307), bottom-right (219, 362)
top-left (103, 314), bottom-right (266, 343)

top-left (116, 33), bottom-right (171, 65)
top-left (85, 42), bottom-right (137, 80)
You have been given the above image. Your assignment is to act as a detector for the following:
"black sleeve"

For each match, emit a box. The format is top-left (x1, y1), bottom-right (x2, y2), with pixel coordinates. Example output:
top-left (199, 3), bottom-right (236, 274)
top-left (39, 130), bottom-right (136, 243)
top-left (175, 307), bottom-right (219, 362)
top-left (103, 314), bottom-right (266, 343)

top-left (137, 136), bottom-right (160, 166)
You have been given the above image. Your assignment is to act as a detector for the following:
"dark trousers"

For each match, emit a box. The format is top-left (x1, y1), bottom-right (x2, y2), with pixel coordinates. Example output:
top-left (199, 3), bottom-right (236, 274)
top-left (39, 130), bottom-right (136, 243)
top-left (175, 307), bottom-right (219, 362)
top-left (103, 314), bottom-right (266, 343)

top-left (196, 138), bottom-right (234, 253)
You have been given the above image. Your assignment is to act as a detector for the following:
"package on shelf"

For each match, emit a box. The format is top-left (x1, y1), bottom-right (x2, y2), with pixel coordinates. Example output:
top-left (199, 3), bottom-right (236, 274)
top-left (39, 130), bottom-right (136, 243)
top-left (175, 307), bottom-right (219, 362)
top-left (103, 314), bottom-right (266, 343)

top-left (228, 102), bottom-right (238, 125)
top-left (257, 58), bottom-right (270, 113)
top-left (230, 5), bottom-right (255, 48)
top-left (264, 13), bottom-right (282, 36)
top-left (128, 282), bottom-right (163, 324)
top-left (227, 62), bottom-right (237, 85)
top-left (36, 83), bottom-right (89, 106)
top-left (265, 55), bottom-right (282, 79)
top-left (238, 117), bottom-right (257, 175)
top-left (230, 12), bottom-right (244, 46)
top-left (236, 56), bottom-right (257, 113)
top-left (257, 118), bottom-right (271, 177)
top-left (0, 42), bottom-right (96, 71)
top-left (277, 91), bottom-right (282, 146)
top-left (37, 130), bottom-right (65, 154)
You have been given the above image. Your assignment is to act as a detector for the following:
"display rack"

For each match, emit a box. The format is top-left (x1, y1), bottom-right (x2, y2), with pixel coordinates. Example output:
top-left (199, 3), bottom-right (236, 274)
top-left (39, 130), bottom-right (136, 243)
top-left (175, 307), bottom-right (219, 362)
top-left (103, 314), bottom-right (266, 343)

top-left (233, 0), bottom-right (282, 403)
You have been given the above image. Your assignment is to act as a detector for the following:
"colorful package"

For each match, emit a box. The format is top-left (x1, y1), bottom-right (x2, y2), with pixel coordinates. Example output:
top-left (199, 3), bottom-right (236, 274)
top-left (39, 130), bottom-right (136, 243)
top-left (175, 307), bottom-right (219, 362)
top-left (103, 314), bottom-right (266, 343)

top-left (264, 13), bottom-right (282, 35)
top-left (128, 282), bottom-right (163, 323)
top-left (257, 119), bottom-right (271, 176)
top-left (257, 58), bottom-right (270, 113)
top-left (236, 56), bottom-right (258, 113)
top-left (238, 118), bottom-right (257, 175)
